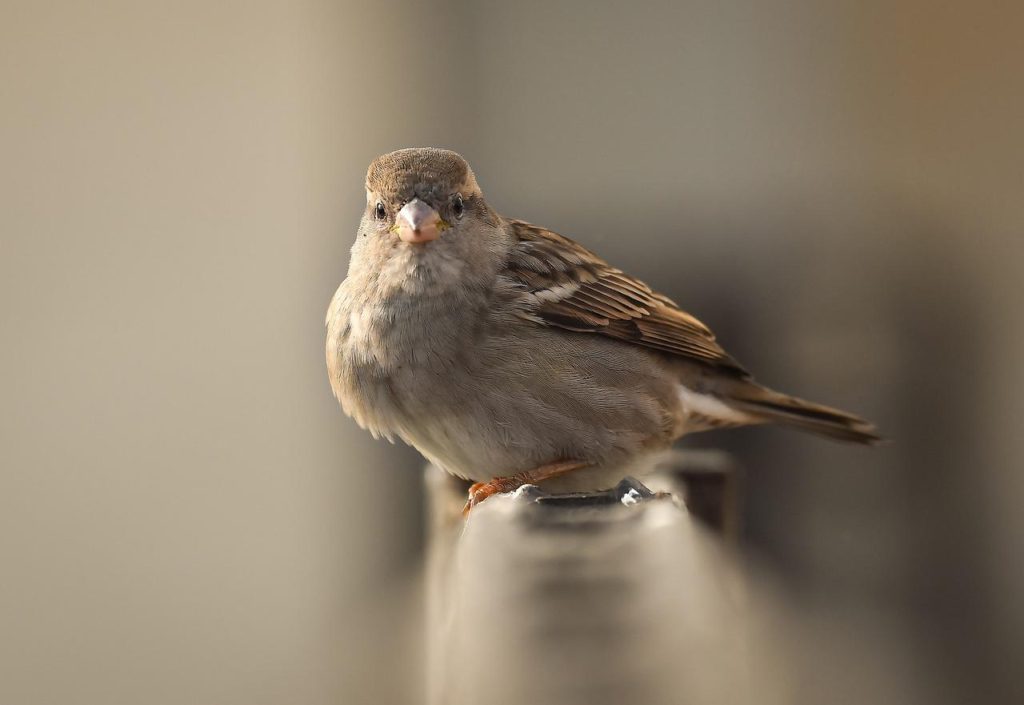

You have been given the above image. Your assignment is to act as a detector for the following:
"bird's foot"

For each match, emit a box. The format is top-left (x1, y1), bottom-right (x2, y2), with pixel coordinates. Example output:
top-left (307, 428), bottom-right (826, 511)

top-left (463, 477), bottom-right (522, 516)
top-left (462, 460), bottom-right (589, 517)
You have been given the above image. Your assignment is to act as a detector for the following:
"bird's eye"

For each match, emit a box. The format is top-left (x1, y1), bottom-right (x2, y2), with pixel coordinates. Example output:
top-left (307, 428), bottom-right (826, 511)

top-left (374, 202), bottom-right (386, 221)
top-left (452, 193), bottom-right (465, 219)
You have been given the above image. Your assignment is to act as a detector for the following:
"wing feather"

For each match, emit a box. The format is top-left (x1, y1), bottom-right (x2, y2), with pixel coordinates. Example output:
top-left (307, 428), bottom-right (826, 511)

top-left (504, 219), bottom-right (748, 376)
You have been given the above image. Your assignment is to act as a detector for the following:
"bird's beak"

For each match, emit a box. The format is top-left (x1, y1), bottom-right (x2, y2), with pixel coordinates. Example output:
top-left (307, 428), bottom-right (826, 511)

top-left (395, 199), bottom-right (444, 244)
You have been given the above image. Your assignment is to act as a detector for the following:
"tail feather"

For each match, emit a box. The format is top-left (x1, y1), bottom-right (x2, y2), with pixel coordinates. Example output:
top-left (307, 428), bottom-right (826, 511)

top-left (721, 382), bottom-right (881, 445)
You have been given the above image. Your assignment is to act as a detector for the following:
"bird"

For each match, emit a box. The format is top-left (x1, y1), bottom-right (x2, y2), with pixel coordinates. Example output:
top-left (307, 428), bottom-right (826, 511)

top-left (326, 148), bottom-right (879, 515)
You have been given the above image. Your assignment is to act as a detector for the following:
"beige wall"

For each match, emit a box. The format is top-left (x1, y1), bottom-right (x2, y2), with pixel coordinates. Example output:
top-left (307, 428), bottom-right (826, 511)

top-left (1, 2), bottom-right (450, 703)
top-left (2, 1), bottom-right (1021, 703)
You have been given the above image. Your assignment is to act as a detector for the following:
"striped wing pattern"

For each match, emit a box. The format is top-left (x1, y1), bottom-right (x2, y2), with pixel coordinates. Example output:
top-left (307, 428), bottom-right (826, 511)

top-left (504, 219), bottom-right (748, 376)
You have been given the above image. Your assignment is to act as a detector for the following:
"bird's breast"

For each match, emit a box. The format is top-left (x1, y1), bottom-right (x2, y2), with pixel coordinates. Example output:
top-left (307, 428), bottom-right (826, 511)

top-left (326, 283), bottom-right (482, 439)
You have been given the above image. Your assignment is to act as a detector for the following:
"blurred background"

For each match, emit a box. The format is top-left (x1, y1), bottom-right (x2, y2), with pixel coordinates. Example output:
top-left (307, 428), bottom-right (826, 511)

top-left (2, 1), bottom-right (1022, 703)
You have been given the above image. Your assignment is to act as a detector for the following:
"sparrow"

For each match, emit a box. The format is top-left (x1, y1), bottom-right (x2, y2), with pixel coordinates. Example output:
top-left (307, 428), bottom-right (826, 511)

top-left (326, 148), bottom-right (878, 515)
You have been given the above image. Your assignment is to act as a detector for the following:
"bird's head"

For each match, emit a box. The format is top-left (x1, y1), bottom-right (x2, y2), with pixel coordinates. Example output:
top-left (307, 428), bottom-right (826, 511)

top-left (365, 147), bottom-right (485, 244)
top-left (352, 148), bottom-right (506, 293)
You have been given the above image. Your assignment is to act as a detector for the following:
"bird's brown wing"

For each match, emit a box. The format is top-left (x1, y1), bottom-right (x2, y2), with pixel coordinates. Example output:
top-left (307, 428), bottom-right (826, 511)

top-left (503, 219), bottom-right (749, 376)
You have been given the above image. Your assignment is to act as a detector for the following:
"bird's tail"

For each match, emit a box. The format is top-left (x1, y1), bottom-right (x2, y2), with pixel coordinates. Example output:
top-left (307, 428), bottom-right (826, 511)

top-left (717, 380), bottom-right (881, 445)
